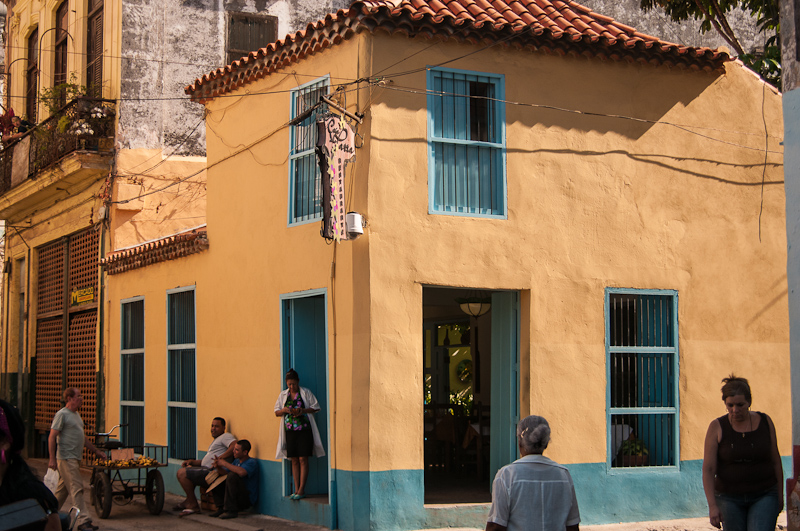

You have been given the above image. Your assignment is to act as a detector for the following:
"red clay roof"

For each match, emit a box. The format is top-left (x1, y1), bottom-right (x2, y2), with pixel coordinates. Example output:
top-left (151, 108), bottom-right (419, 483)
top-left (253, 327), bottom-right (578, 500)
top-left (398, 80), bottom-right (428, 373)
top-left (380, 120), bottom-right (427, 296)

top-left (186, 0), bottom-right (729, 102)
top-left (101, 228), bottom-right (209, 275)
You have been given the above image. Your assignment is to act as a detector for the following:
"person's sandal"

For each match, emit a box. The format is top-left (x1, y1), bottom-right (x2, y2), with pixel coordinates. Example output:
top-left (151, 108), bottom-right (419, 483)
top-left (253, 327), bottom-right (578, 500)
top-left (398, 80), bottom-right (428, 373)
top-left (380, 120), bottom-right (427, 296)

top-left (208, 509), bottom-right (224, 517)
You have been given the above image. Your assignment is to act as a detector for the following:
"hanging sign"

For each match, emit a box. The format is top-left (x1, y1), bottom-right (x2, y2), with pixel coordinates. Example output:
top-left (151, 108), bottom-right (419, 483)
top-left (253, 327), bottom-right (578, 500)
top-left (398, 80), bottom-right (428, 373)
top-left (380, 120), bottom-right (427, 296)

top-left (316, 114), bottom-right (355, 242)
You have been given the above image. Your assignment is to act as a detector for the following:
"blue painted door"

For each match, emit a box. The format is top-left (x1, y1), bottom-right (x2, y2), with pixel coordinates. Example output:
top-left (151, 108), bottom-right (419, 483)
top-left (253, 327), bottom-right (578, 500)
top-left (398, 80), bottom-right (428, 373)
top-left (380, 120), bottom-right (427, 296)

top-left (489, 291), bottom-right (519, 485)
top-left (282, 295), bottom-right (329, 496)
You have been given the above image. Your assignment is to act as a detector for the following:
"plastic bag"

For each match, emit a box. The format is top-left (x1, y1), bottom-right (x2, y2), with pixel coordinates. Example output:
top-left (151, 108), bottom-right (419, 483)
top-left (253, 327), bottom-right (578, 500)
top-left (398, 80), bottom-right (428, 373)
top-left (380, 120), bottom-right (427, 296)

top-left (44, 468), bottom-right (59, 494)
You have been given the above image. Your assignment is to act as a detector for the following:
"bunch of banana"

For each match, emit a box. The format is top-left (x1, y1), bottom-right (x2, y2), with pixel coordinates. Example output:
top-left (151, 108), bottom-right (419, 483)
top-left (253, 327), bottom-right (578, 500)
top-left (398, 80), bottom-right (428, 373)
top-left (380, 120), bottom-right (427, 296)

top-left (132, 456), bottom-right (159, 467)
top-left (92, 456), bottom-right (161, 468)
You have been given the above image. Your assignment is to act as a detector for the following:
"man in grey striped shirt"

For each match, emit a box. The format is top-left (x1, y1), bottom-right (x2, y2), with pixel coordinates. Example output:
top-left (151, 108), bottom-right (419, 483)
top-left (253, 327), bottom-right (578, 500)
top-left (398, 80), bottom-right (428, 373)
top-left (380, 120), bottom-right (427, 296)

top-left (486, 415), bottom-right (581, 531)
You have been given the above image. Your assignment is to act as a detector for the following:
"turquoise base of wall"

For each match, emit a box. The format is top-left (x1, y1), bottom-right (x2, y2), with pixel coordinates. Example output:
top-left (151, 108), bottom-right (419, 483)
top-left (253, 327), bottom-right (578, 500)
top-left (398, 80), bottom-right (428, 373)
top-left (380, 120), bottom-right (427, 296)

top-left (160, 456), bottom-right (791, 530)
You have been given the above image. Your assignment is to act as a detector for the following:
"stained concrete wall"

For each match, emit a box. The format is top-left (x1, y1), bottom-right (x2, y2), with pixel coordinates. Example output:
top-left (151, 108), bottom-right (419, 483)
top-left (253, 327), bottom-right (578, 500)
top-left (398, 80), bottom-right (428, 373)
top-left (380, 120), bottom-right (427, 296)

top-left (118, 0), bottom-right (350, 156)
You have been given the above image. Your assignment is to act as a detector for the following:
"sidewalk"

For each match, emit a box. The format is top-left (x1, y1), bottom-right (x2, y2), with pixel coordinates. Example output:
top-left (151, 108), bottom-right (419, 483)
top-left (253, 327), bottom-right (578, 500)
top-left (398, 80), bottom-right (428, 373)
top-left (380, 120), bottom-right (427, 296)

top-left (28, 458), bottom-right (788, 531)
top-left (414, 513), bottom-right (787, 531)
top-left (28, 458), bottom-right (326, 531)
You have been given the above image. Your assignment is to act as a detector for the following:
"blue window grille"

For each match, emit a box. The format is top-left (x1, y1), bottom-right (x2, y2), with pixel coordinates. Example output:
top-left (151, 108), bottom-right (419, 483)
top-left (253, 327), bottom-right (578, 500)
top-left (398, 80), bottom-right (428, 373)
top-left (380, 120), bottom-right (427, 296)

top-left (428, 68), bottom-right (506, 217)
top-left (167, 288), bottom-right (196, 461)
top-left (606, 289), bottom-right (679, 469)
top-left (289, 77), bottom-right (329, 224)
top-left (120, 298), bottom-right (144, 447)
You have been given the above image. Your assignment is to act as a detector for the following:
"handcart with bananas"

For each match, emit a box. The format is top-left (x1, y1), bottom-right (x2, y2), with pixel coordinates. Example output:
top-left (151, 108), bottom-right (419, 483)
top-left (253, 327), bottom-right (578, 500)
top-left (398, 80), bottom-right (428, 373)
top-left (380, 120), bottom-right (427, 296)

top-left (86, 425), bottom-right (167, 519)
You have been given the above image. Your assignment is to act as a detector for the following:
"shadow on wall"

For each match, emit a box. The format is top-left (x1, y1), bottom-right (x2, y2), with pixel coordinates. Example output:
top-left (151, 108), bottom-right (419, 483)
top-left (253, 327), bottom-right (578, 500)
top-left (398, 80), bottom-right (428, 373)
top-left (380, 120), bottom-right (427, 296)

top-left (376, 51), bottom-right (724, 140)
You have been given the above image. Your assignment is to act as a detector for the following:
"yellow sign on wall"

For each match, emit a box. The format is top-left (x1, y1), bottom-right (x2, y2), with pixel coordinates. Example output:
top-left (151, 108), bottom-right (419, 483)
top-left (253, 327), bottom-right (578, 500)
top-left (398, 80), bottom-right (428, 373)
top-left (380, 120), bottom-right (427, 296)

top-left (71, 287), bottom-right (94, 305)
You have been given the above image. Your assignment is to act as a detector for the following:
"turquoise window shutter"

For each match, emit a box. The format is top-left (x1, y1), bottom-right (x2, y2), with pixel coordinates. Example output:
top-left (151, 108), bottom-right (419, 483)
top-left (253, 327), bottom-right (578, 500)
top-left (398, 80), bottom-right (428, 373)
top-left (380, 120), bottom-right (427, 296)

top-left (606, 289), bottom-right (679, 469)
top-left (428, 68), bottom-right (506, 217)
top-left (289, 77), bottom-right (329, 224)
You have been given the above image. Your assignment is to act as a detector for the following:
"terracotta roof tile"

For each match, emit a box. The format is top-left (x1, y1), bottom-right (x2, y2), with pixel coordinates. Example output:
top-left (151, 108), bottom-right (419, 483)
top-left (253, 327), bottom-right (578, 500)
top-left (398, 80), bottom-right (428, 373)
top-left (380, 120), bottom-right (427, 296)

top-left (101, 228), bottom-right (209, 275)
top-left (186, 0), bottom-right (729, 102)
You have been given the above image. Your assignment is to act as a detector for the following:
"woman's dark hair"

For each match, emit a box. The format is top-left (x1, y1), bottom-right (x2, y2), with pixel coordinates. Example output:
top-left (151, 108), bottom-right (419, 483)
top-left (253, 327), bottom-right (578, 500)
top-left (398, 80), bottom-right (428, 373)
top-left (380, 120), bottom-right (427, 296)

top-left (721, 374), bottom-right (752, 404)
top-left (517, 415), bottom-right (551, 454)
top-left (285, 369), bottom-right (299, 382)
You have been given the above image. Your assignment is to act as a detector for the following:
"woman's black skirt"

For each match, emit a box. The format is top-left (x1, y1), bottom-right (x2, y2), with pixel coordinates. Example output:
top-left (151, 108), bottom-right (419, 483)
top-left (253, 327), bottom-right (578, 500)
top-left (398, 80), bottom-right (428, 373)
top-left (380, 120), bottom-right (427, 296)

top-left (286, 428), bottom-right (313, 458)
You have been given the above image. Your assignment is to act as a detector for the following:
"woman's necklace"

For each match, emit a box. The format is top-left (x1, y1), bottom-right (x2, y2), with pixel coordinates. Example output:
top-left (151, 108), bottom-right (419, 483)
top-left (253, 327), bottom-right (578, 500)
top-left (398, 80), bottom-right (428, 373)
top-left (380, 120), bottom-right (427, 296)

top-left (741, 412), bottom-right (752, 438)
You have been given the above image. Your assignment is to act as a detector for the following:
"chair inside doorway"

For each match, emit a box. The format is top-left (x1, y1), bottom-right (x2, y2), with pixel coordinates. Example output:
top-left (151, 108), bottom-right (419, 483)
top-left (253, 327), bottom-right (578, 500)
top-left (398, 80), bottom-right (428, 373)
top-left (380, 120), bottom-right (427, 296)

top-left (423, 287), bottom-right (492, 504)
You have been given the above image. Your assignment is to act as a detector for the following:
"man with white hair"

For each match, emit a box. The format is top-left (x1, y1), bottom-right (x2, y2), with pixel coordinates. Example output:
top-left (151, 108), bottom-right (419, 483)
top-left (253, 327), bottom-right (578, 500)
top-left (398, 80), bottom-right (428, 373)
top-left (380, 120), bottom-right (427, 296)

top-left (486, 415), bottom-right (581, 531)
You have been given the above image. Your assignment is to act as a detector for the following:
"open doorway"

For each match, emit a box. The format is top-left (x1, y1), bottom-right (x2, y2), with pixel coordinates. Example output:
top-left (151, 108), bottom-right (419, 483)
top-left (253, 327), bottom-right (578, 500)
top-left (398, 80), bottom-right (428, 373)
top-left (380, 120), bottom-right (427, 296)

top-left (281, 292), bottom-right (329, 503)
top-left (422, 287), bottom-right (519, 504)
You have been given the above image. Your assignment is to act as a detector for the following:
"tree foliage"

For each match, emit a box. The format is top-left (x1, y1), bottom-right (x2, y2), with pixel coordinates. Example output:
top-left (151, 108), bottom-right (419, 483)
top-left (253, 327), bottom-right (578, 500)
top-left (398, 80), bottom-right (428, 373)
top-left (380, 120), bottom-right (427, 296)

top-left (640, 0), bottom-right (781, 89)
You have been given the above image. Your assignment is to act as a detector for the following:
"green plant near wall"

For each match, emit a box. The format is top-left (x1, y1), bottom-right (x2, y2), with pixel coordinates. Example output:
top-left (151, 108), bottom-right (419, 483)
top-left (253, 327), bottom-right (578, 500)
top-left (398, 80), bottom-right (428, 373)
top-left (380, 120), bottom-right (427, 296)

top-left (619, 438), bottom-right (649, 456)
top-left (39, 74), bottom-right (88, 117)
top-left (450, 389), bottom-right (473, 416)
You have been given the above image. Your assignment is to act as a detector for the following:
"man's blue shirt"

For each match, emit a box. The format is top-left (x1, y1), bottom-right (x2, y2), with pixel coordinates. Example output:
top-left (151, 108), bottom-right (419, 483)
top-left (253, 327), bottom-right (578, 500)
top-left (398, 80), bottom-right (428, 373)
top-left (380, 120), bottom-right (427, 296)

top-left (233, 457), bottom-right (259, 505)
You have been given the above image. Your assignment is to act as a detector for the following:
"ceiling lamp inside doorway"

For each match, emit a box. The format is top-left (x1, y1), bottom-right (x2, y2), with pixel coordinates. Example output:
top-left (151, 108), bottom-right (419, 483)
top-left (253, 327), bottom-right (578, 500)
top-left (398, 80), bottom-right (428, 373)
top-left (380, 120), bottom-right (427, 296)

top-left (457, 292), bottom-right (491, 317)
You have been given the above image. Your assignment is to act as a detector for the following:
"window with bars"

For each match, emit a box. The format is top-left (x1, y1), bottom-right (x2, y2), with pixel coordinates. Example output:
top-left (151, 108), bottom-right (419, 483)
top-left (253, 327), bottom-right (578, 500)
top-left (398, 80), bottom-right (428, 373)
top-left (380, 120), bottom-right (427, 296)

top-left (121, 298), bottom-right (144, 448)
top-left (289, 77), bottom-right (328, 224)
top-left (86, 0), bottom-right (103, 97)
top-left (167, 288), bottom-right (196, 460)
top-left (26, 29), bottom-right (39, 121)
top-left (54, 1), bottom-right (69, 97)
top-left (227, 13), bottom-right (277, 65)
top-left (427, 68), bottom-right (505, 217)
top-left (607, 289), bottom-right (678, 469)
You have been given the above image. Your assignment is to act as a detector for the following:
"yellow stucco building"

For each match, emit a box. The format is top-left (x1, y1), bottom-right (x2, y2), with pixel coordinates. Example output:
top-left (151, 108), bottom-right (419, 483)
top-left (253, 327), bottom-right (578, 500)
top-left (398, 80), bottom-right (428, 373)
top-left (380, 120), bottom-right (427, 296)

top-left (99, 0), bottom-right (791, 529)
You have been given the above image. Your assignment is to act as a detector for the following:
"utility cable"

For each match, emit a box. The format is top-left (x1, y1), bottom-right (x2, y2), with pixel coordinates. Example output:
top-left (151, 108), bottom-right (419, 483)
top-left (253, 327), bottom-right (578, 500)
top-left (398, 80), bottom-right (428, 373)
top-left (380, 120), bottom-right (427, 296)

top-left (382, 83), bottom-right (783, 152)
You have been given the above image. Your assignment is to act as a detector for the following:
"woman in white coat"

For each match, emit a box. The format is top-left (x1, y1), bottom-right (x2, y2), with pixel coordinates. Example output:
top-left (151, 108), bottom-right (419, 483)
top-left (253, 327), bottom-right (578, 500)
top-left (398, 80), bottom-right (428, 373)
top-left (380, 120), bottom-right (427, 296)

top-left (274, 369), bottom-right (325, 499)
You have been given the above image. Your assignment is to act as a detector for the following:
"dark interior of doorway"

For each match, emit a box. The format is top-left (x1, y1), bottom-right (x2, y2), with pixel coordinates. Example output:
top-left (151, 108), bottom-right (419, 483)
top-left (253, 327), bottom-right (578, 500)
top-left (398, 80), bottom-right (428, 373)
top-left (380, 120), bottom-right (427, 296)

top-left (423, 287), bottom-right (492, 504)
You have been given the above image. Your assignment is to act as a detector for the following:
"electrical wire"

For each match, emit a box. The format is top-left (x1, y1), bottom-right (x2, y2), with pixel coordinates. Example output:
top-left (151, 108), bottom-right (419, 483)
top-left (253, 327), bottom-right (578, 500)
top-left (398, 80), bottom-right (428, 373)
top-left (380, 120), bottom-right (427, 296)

top-left (758, 78), bottom-right (769, 242)
top-left (115, 116), bottom-right (205, 178)
top-left (3, 41), bottom-right (368, 74)
top-left (381, 83), bottom-right (783, 152)
top-left (108, 118), bottom-right (292, 204)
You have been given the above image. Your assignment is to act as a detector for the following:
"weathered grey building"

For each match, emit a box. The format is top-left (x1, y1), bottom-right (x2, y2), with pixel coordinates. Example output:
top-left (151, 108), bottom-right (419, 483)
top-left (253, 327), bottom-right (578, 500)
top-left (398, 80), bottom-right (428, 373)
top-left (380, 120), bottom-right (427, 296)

top-left (119, 0), bottom-right (350, 156)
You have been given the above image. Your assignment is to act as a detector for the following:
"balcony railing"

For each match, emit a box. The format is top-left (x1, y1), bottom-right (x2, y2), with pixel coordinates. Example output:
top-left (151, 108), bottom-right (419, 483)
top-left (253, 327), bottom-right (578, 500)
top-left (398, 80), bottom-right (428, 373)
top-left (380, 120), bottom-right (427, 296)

top-left (0, 97), bottom-right (115, 196)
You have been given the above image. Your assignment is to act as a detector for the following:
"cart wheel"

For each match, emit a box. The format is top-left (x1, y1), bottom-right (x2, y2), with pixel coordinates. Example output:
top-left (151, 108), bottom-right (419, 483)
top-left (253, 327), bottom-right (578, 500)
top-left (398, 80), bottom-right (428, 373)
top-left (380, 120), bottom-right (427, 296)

top-left (93, 472), bottom-right (112, 519)
top-left (145, 469), bottom-right (165, 515)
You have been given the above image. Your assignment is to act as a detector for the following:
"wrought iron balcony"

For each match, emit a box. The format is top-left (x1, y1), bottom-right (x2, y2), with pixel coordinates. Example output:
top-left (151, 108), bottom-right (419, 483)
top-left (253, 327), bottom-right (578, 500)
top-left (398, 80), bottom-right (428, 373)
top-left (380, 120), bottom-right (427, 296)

top-left (0, 97), bottom-right (115, 196)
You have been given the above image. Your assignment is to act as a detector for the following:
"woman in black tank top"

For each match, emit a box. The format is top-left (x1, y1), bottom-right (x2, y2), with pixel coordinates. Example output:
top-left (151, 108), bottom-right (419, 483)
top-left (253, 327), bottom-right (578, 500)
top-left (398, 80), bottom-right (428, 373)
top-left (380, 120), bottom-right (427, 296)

top-left (702, 375), bottom-right (783, 531)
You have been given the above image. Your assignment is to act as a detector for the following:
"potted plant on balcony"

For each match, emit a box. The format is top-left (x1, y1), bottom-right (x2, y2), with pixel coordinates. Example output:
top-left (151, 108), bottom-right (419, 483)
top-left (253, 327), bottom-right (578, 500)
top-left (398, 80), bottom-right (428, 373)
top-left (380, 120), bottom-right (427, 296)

top-left (39, 78), bottom-right (115, 152)
top-left (619, 437), bottom-right (649, 467)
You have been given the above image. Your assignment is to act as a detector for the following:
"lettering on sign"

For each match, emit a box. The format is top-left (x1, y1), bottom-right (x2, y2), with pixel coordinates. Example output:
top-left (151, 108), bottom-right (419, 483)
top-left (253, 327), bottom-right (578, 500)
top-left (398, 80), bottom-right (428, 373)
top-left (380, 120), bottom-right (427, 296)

top-left (316, 114), bottom-right (356, 242)
top-left (70, 287), bottom-right (94, 306)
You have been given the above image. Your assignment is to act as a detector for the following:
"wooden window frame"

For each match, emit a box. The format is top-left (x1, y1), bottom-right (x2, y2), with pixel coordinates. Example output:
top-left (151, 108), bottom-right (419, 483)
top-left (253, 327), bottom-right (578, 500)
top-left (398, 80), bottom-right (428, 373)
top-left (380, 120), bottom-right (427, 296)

top-left (226, 12), bottom-right (278, 65)
top-left (86, 0), bottom-right (103, 97)
top-left (54, 1), bottom-right (69, 89)
top-left (26, 28), bottom-right (39, 121)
